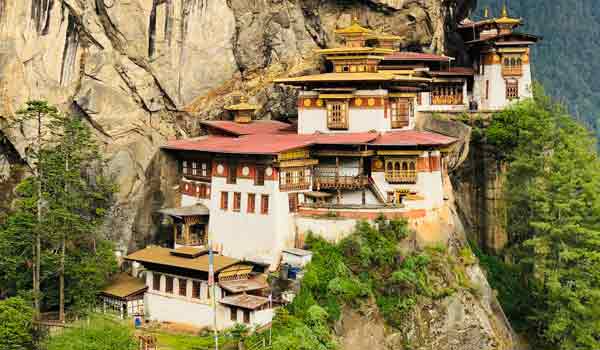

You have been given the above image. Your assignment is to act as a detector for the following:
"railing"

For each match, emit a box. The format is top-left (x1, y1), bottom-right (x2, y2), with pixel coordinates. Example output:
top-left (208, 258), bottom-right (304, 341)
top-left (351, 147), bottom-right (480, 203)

top-left (314, 166), bottom-right (369, 190)
top-left (385, 170), bottom-right (417, 184)
top-left (502, 66), bottom-right (522, 76)
top-left (280, 182), bottom-right (310, 191)
top-left (391, 120), bottom-right (409, 129)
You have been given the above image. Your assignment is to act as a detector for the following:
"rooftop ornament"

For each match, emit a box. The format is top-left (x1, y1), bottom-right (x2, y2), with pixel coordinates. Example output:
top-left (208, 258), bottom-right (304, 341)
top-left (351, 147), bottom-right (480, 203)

top-left (225, 95), bottom-right (258, 124)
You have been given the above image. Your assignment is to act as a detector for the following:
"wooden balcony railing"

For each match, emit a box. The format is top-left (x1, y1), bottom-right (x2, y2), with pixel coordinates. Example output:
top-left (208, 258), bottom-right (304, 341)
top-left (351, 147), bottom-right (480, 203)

top-left (502, 66), bottom-right (522, 76)
top-left (280, 182), bottom-right (310, 191)
top-left (385, 170), bottom-right (417, 184)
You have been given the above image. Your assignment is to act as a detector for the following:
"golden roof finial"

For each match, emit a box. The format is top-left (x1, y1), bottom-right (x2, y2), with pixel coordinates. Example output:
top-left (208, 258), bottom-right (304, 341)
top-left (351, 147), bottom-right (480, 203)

top-left (501, 2), bottom-right (508, 17)
top-left (483, 7), bottom-right (490, 18)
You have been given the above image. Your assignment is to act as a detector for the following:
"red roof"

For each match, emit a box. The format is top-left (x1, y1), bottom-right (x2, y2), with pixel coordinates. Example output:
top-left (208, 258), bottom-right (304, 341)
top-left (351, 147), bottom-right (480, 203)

top-left (384, 52), bottom-right (452, 62)
top-left (369, 130), bottom-right (456, 147)
top-left (201, 120), bottom-right (294, 136)
top-left (429, 67), bottom-right (474, 77)
top-left (163, 134), bottom-right (314, 155)
top-left (163, 130), bottom-right (456, 155)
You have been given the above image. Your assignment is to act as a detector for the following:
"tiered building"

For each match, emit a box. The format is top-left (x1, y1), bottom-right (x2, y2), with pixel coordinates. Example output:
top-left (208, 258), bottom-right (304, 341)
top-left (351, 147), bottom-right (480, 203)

top-left (112, 8), bottom-right (538, 331)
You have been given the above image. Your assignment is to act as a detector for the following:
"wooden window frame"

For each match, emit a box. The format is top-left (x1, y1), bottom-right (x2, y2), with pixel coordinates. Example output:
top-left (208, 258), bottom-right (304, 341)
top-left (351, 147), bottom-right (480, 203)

top-left (227, 163), bottom-right (237, 184)
top-left (192, 281), bottom-right (201, 299)
top-left (153, 274), bottom-right (161, 291)
top-left (288, 193), bottom-right (299, 213)
top-left (390, 98), bottom-right (411, 128)
top-left (220, 192), bottom-right (229, 210)
top-left (326, 101), bottom-right (348, 130)
top-left (506, 80), bottom-right (519, 101)
top-left (165, 276), bottom-right (174, 294)
top-left (182, 160), bottom-right (211, 181)
top-left (431, 84), bottom-right (464, 105)
top-left (230, 307), bottom-right (238, 322)
top-left (243, 309), bottom-right (251, 324)
top-left (179, 278), bottom-right (187, 296)
top-left (261, 194), bottom-right (269, 215)
top-left (279, 167), bottom-right (311, 191)
top-left (485, 80), bottom-right (490, 100)
top-left (502, 55), bottom-right (523, 76)
top-left (385, 158), bottom-right (418, 184)
top-left (247, 193), bottom-right (256, 213)
top-left (233, 192), bottom-right (241, 212)
top-left (255, 166), bottom-right (265, 186)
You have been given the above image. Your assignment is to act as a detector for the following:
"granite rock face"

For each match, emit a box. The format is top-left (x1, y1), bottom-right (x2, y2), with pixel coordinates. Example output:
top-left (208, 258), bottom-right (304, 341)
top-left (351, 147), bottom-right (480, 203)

top-left (0, 0), bottom-right (472, 249)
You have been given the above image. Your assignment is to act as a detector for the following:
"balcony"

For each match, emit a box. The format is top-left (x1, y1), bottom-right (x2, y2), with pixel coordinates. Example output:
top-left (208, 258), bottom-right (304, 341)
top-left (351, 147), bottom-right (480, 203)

top-left (314, 166), bottom-right (369, 190)
top-left (385, 170), bottom-right (417, 184)
top-left (502, 66), bottom-right (522, 77)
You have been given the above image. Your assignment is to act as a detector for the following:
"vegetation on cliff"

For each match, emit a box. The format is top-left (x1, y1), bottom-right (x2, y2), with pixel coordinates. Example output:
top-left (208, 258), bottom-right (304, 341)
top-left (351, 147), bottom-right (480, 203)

top-left (0, 297), bottom-right (35, 350)
top-left (479, 87), bottom-right (600, 349)
top-left (0, 101), bottom-right (117, 316)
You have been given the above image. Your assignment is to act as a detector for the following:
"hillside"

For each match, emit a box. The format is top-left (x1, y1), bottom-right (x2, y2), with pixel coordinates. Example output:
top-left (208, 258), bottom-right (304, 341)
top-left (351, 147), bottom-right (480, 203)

top-left (476, 0), bottom-right (600, 134)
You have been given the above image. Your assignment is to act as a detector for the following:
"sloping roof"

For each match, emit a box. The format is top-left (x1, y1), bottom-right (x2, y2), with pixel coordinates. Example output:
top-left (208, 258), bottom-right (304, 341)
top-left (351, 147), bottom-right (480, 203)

top-left (125, 246), bottom-right (240, 273)
top-left (163, 134), bottom-right (315, 155)
top-left (369, 130), bottom-right (457, 147)
top-left (465, 32), bottom-right (540, 45)
top-left (429, 67), bottom-right (475, 77)
top-left (219, 276), bottom-right (269, 294)
top-left (201, 120), bottom-right (293, 136)
top-left (157, 205), bottom-right (210, 217)
top-left (102, 273), bottom-right (147, 299)
top-left (163, 130), bottom-right (457, 156)
top-left (383, 51), bottom-right (453, 62)
top-left (219, 294), bottom-right (269, 310)
top-left (275, 72), bottom-right (431, 85)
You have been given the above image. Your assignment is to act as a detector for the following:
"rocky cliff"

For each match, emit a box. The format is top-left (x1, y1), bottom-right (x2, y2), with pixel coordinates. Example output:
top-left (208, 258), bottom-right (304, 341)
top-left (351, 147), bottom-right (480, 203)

top-left (0, 0), bottom-right (474, 250)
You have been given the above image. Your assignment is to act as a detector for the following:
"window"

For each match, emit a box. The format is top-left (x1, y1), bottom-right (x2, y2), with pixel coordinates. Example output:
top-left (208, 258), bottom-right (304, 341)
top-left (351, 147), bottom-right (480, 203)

top-left (243, 309), bottom-right (251, 324)
top-left (247, 193), bottom-right (256, 213)
top-left (192, 162), bottom-right (198, 176)
top-left (416, 92), bottom-right (422, 105)
top-left (261, 195), bottom-right (269, 215)
top-left (153, 274), bottom-right (161, 291)
top-left (506, 80), bottom-right (519, 100)
top-left (485, 80), bottom-right (490, 100)
top-left (279, 167), bottom-right (311, 191)
top-left (255, 166), bottom-right (265, 186)
top-left (165, 276), bottom-right (174, 294)
top-left (288, 193), bottom-right (299, 213)
top-left (189, 224), bottom-right (205, 245)
top-left (431, 85), bottom-right (463, 105)
top-left (182, 161), bottom-right (188, 175)
top-left (326, 101), bottom-right (348, 129)
top-left (502, 55), bottom-right (523, 76)
top-left (182, 160), bottom-right (211, 179)
top-left (227, 163), bottom-right (237, 184)
top-left (192, 281), bottom-right (201, 299)
top-left (179, 278), bottom-right (187, 296)
top-left (385, 158), bottom-right (417, 184)
top-left (390, 98), bottom-right (411, 128)
top-left (230, 307), bottom-right (238, 322)
top-left (175, 223), bottom-right (183, 244)
top-left (233, 192), bottom-right (241, 212)
top-left (220, 192), bottom-right (228, 210)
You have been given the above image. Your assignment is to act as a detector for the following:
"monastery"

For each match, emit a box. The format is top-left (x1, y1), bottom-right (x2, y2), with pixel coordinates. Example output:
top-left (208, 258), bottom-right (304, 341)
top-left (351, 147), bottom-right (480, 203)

top-left (102, 6), bottom-right (538, 331)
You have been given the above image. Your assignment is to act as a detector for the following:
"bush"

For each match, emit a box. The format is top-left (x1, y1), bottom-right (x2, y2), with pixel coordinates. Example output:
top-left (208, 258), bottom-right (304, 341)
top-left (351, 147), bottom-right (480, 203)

top-left (44, 315), bottom-right (137, 350)
top-left (0, 297), bottom-right (34, 350)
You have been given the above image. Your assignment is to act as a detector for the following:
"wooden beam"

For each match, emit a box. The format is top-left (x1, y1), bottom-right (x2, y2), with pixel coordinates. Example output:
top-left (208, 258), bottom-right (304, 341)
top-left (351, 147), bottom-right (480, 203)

top-left (377, 150), bottom-right (424, 156)
top-left (314, 150), bottom-right (375, 157)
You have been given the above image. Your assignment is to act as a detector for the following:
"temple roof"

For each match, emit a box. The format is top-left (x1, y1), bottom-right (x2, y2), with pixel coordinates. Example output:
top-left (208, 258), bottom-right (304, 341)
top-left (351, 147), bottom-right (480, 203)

top-left (219, 276), bottom-right (269, 294)
top-left (157, 205), bottom-right (210, 217)
top-left (125, 246), bottom-right (240, 273)
top-left (201, 120), bottom-right (293, 136)
top-left (383, 52), bottom-right (453, 62)
top-left (334, 19), bottom-right (374, 36)
top-left (465, 32), bottom-right (540, 46)
top-left (224, 96), bottom-right (259, 111)
top-left (163, 130), bottom-right (457, 156)
top-left (429, 67), bottom-right (475, 77)
top-left (274, 72), bottom-right (431, 86)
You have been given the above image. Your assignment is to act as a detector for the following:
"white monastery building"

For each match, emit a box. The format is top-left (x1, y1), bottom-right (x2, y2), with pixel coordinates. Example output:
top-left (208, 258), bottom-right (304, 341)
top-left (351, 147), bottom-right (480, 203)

top-left (108, 7), bottom-right (538, 330)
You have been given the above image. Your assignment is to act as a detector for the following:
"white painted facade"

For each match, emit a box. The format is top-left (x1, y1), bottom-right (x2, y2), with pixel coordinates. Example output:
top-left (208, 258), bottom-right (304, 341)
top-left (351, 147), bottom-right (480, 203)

top-left (473, 61), bottom-right (533, 110)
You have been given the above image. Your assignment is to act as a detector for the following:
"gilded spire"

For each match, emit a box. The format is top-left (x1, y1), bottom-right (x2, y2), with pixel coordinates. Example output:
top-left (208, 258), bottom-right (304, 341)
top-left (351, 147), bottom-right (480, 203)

top-left (501, 2), bottom-right (509, 17)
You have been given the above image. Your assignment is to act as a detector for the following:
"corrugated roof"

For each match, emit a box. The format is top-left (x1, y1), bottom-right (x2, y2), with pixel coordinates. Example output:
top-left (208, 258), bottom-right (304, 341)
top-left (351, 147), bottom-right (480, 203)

top-left (369, 130), bottom-right (457, 146)
top-left (312, 132), bottom-right (379, 145)
top-left (125, 246), bottom-right (239, 273)
top-left (465, 32), bottom-right (539, 45)
top-left (102, 273), bottom-right (147, 299)
top-left (202, 120), bottom-right (293, 136)
top-left (384, 52), bottom-right (453, 62)
top-left (219, 276), bottom-right (269, 294)
top-left (219, 294), bottom-right (269, 310)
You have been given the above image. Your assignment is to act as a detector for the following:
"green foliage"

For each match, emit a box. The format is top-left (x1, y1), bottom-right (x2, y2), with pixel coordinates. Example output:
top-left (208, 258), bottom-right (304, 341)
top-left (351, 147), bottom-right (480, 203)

top-left (482, 90), bottom-right (600, 349)
top-left (44, 316), bottom-right (137, 350)
top-left (0, 101), bottom-right (117, 312)
top-left (0, 297), bottom-right (34, 350)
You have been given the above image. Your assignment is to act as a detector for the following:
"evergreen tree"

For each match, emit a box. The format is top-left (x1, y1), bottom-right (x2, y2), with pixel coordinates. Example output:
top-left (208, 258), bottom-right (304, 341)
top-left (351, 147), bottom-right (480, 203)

top-left (486, 87), bottom-right (600, 349)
